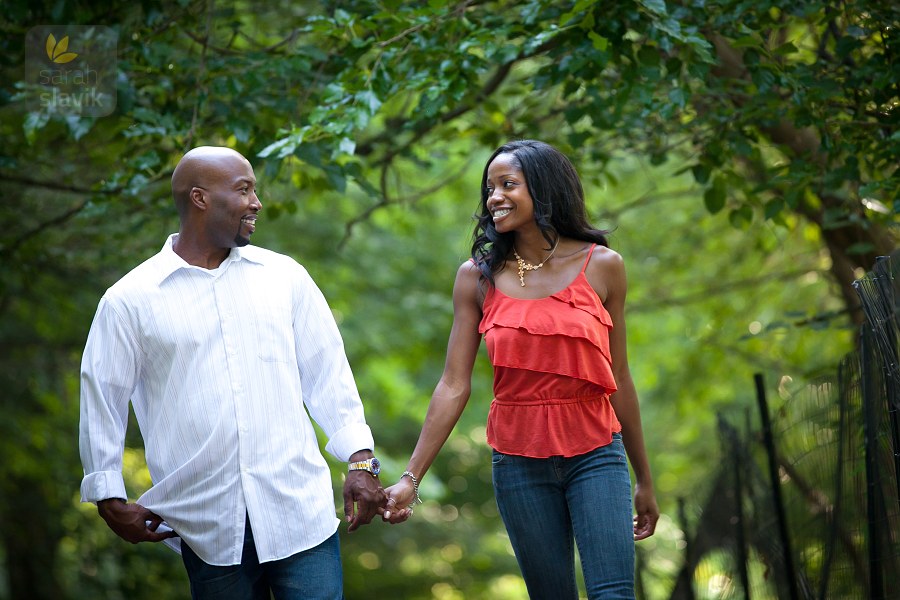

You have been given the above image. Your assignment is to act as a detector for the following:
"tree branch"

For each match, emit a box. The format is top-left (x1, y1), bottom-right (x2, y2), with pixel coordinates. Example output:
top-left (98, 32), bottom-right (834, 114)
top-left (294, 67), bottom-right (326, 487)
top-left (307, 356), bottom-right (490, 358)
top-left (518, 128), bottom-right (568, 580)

top-left (0, 200), bottom-right (89, 258)
top-left (629, 268), bottom-right (825, 312)
top-left (337, 156), bottom-right (475, 249)
top-left (184, 0), bottom-right (213, 150)
top-left (2, 175), bottom-right (117, 195)
top-left (356, 33), bottom-right (565, 162)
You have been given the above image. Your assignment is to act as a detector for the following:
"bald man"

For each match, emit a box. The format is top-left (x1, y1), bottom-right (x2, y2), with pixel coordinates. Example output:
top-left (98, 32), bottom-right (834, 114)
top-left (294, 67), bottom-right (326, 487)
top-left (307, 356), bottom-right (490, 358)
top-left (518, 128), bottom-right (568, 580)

top-left (79, 146), bottom-right (385, 599)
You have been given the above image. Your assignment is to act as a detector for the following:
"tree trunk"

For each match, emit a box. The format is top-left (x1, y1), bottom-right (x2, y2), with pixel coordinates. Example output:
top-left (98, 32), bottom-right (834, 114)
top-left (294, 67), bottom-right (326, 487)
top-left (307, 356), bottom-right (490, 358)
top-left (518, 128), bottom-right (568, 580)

top-left (707, 33), bottom-right (896, 326)
top-left (0, 474), bottom-right (66, 600)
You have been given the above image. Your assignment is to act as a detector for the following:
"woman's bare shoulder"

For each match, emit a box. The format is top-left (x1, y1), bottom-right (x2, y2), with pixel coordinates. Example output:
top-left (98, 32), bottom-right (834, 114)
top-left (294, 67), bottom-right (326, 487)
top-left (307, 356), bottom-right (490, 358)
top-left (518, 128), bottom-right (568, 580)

top-left (585, 245), bottom-right (627, 302)
top-left (453, 259), bottom-right (486, 302)
top-left (588, 245), bottom-right (624, 273)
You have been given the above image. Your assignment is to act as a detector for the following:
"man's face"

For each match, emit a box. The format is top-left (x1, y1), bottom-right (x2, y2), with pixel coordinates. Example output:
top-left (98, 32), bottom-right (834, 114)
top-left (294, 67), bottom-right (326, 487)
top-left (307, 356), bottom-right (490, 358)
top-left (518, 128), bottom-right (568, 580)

top-left (203, 155), bottom-right (261, 249)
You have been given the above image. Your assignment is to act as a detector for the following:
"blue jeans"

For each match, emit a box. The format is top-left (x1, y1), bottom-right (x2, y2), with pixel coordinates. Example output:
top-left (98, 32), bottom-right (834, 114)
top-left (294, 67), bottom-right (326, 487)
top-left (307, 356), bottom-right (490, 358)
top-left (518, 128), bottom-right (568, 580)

top-left (181, 516), bottom-right (343, 600)
top-left (492, 433), bottom-right (635, 600)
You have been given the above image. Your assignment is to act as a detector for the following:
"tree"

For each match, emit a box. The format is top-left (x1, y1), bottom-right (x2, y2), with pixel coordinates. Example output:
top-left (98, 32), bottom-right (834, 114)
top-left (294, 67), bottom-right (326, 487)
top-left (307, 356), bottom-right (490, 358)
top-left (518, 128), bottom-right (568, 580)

top-left (0, 0), bottom-right (895, 597)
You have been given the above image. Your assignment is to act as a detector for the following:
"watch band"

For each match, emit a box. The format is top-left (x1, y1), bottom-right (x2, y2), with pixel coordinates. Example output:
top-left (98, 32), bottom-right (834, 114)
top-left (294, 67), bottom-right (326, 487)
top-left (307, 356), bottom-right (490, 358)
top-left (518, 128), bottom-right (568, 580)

top-left (348, 457), bottom-right (381, 476)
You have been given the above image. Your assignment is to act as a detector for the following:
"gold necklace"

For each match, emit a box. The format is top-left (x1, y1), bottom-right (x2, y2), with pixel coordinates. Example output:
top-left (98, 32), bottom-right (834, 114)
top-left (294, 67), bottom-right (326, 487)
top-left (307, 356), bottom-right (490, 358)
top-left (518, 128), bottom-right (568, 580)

top-left (513, 240), bottom-right (559, 287)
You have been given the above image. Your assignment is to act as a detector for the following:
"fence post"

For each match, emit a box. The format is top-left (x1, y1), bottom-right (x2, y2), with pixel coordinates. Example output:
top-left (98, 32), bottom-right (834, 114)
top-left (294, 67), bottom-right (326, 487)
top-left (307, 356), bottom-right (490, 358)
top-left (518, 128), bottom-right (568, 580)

top-left (860, 327), bottom-right (885, 600)
top-left (677, 496), bottom-right (696, 600)
top-left (731, 428), bottom-right (751, 600)
top-left (855, 256), bottom-right (900, 515)
top-left (754, 372), bottom-right (800, 600)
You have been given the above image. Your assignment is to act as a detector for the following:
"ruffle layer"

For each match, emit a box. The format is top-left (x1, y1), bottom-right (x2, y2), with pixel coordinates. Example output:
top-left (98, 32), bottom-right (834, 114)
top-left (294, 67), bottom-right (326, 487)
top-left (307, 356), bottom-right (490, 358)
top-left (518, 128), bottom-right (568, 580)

top-left (485, 328), bottom-right (618, 392)
top-left (479, 274), bottom-right (617, 391)
top-left (479, 274), bottom-right (613, 359)
top-left (487, 395), bottom-right (621, 458)
top-left (549, 274), bottom-right (614, 327)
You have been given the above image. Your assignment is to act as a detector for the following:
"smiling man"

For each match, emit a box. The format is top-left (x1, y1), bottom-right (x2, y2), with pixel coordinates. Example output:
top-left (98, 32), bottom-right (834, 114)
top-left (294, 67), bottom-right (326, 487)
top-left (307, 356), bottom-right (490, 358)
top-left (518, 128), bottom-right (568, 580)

top-left (79, 146), bottom-right (385, 599)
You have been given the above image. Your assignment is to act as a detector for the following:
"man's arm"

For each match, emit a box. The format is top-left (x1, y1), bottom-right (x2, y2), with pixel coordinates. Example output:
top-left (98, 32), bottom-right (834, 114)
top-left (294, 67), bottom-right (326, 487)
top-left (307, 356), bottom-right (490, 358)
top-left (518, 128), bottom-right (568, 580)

top-left (290, 265), bottom-right (385, 529)
top-left (80, 298), bottom-right (175, 543)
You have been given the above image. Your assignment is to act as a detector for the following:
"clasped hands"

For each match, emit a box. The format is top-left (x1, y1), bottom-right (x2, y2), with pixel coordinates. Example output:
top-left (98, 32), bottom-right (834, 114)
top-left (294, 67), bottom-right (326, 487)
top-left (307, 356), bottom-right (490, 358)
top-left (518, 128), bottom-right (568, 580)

top-left (99, 473), bottom-right (421, 544)
top-left (343, 472), bottom-right (419, 531)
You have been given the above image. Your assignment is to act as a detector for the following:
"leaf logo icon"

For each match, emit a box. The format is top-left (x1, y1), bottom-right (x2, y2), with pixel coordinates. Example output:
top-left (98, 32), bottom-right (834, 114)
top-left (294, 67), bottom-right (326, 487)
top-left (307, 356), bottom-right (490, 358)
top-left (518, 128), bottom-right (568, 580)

top-left (45, 34), bottom-right (78, 64)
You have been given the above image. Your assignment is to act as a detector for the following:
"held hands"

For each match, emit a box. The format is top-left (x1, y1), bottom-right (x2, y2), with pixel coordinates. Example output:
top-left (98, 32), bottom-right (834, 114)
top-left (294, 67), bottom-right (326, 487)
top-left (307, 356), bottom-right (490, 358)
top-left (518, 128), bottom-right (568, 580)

top-left (97, 498), bottom-right (178, 544)
top-left (343, 471), bottom-right (419, 529)
top-left (380, 477), bottom-right (417, 524)
top-left (632, 482), bottom-right (660, 541)
top-left (343, 470), bottom-right (387, 532)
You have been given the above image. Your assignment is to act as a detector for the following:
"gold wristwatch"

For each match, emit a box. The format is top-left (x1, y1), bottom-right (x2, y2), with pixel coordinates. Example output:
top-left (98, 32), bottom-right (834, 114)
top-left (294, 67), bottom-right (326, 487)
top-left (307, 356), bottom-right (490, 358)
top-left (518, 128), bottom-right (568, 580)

top-left (348, 457), bottom-right (381, 476)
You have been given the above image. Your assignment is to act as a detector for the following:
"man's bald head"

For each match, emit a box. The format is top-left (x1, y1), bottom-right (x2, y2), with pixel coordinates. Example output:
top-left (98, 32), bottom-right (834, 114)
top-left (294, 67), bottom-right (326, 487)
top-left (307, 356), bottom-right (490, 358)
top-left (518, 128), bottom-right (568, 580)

top-left (171, 146), bottom-right (252, 217)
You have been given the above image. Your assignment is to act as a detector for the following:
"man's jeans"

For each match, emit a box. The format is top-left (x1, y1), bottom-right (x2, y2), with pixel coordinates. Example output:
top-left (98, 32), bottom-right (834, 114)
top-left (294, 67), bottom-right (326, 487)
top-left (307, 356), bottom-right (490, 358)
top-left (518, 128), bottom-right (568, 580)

top-left (492, 433), bottom-right (636, 600)
top-left (181, 516), bottom-right (343, 600)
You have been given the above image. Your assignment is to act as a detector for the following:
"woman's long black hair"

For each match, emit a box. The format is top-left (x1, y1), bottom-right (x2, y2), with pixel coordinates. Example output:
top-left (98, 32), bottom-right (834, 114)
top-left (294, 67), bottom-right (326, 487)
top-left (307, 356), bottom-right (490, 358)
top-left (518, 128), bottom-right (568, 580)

top-left (471, 140), bottom-right (610, 287)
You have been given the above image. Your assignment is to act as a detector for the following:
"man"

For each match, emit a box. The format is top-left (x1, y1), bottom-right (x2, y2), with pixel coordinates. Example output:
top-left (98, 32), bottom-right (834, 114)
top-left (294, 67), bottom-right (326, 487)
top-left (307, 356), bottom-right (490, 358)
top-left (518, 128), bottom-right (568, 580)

top-left (79, 146), bottom-right (385, 599)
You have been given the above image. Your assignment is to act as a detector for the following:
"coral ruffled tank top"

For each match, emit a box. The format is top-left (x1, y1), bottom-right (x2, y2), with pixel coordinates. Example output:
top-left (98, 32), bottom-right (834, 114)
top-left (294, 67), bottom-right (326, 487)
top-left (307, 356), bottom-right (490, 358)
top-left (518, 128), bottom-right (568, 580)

top-left (478, 244), bottom-right (621, 458)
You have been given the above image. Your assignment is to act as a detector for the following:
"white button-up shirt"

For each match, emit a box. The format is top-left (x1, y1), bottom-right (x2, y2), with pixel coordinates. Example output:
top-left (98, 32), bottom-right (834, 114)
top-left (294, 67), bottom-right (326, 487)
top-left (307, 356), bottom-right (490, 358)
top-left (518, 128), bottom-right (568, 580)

top-left (79, 235), bottom-right (374, 565)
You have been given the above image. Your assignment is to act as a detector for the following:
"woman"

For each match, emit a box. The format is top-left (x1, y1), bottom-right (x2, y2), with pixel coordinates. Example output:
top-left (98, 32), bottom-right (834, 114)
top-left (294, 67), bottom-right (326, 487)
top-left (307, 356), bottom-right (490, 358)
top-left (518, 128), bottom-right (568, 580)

top-left (383, 140), bottom-right (659, 599)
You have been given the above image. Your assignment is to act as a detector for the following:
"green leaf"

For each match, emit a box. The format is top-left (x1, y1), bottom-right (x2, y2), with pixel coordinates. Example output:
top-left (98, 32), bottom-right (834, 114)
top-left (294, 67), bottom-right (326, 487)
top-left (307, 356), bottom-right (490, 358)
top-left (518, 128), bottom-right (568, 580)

top-left (668, 87), bottom-right (686, 108)
top-left (132, 150), bottom-right (161, 173)
top-left (259, 132), bottom-right (302, 160)
top-left (731, 35), bottom-right (762, 48)
top-left (845, 242), bottom-right (875, 256)
top-left (858, 182), bottom-right (880, 197)
top-left (357, 90), bottom-right (382, 114)
top-left (773, 42), bottom-right (798, 56)
top-left (23, 111), bottom-right (50, 144)
top-left (728, 204), bottom-right (753, 228)
top-left (64, 115), bottom-right (95, 141)
top-left (589, 32), bottom-right (608, 51)
top-left (639, 0), bottom-right (668, 16)
top-left (691, 164), bottom-right (711, 185)
top-left (704, 178), bottom-right (727, 214)
top-left (764, 198), bottom-right (784, 220)
top-left (338, 137), bottom-right (356, 155)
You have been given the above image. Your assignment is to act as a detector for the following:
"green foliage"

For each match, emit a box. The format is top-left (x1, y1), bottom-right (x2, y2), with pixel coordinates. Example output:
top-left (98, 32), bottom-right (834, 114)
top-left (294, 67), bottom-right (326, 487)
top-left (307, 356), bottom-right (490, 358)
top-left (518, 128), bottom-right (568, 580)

top-left (0, 0), bottom-right (896, 598)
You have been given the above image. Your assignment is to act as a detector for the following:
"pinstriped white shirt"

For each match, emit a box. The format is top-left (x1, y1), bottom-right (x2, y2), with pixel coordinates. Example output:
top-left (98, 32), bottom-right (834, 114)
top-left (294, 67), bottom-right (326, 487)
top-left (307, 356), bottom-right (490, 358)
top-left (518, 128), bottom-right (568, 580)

top-left (79, 234), bottom-right (374, 565)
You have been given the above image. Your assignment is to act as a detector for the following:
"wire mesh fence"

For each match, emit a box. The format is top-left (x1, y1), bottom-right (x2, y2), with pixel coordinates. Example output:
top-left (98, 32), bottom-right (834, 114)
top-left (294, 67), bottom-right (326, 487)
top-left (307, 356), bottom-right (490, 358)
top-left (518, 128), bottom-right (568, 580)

top-left (671, 253), bottom-right (900, 600)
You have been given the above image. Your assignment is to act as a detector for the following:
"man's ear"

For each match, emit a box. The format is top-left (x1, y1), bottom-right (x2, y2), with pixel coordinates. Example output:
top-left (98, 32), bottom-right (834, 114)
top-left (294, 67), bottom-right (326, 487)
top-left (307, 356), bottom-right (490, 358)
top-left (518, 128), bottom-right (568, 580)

top-left (190, 187), bottom-right (208, 211)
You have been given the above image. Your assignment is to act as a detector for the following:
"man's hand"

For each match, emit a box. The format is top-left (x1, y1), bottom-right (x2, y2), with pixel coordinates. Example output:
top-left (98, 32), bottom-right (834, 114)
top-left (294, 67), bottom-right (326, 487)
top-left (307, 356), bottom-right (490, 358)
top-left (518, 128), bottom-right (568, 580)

top-left (343, 470), bottom-right (386, 532)
top-left (97, 498), bottom-right (177, 544)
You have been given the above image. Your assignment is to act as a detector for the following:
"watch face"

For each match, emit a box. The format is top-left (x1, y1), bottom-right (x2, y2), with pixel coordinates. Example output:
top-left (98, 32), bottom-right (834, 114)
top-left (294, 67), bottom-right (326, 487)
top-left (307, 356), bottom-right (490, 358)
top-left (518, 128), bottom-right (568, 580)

top-left (370, 457), bottom-right (381, 475)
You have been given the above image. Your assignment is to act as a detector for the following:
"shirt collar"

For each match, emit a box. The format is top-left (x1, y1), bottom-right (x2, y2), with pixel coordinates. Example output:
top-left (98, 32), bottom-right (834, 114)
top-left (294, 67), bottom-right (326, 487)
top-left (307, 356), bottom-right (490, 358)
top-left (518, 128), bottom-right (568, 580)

top-left (154, 234), bottom-right (267, 285)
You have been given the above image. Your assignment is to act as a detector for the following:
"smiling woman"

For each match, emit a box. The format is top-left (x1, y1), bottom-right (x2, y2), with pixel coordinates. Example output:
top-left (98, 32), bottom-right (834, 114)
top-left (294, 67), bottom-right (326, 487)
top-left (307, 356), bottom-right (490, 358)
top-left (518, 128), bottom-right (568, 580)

top-left (382, 140), bottom-right (659, 600)
top-left (484, 153), bottom-right (536, 236)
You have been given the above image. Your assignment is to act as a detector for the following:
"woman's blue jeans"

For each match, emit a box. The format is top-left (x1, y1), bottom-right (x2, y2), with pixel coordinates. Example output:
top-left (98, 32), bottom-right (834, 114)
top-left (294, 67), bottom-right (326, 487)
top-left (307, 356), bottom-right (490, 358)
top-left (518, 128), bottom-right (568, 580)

top-left (180, 515), bottom-right (343, 600)
top-left (492, 433), bottom-right (635, 600)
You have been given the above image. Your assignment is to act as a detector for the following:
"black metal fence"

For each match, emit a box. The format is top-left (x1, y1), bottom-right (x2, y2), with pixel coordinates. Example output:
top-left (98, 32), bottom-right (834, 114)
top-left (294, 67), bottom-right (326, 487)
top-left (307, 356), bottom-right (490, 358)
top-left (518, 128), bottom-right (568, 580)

top-left (668, 255), bottom-right (900, 599)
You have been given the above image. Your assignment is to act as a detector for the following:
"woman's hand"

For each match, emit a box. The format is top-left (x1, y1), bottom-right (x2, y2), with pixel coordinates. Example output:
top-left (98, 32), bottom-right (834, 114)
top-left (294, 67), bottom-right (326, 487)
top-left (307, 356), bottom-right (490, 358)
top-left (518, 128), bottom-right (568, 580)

top-left (380, 478), bottom-right (417, 524)
top-left (632, 483), bottom-right (659, 540)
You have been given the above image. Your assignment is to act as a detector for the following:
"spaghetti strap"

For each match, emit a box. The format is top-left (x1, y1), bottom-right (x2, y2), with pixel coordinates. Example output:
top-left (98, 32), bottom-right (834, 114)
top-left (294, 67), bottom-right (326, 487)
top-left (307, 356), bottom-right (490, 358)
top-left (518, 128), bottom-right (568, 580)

top-left (580, 244), bottom-right (597, 274)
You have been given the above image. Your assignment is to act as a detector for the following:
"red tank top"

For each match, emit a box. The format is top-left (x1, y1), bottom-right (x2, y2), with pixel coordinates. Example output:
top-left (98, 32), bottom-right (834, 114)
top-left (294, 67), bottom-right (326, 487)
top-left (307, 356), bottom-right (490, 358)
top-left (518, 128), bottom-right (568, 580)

top-left (478, 244), bottom-right (621, 458)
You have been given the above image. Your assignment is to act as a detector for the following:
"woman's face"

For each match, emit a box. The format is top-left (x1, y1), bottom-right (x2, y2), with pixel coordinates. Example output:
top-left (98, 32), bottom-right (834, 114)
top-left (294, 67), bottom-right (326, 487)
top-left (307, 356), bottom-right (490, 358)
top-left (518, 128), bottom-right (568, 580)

top-left (484, 152), bottom-right (535, 234)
